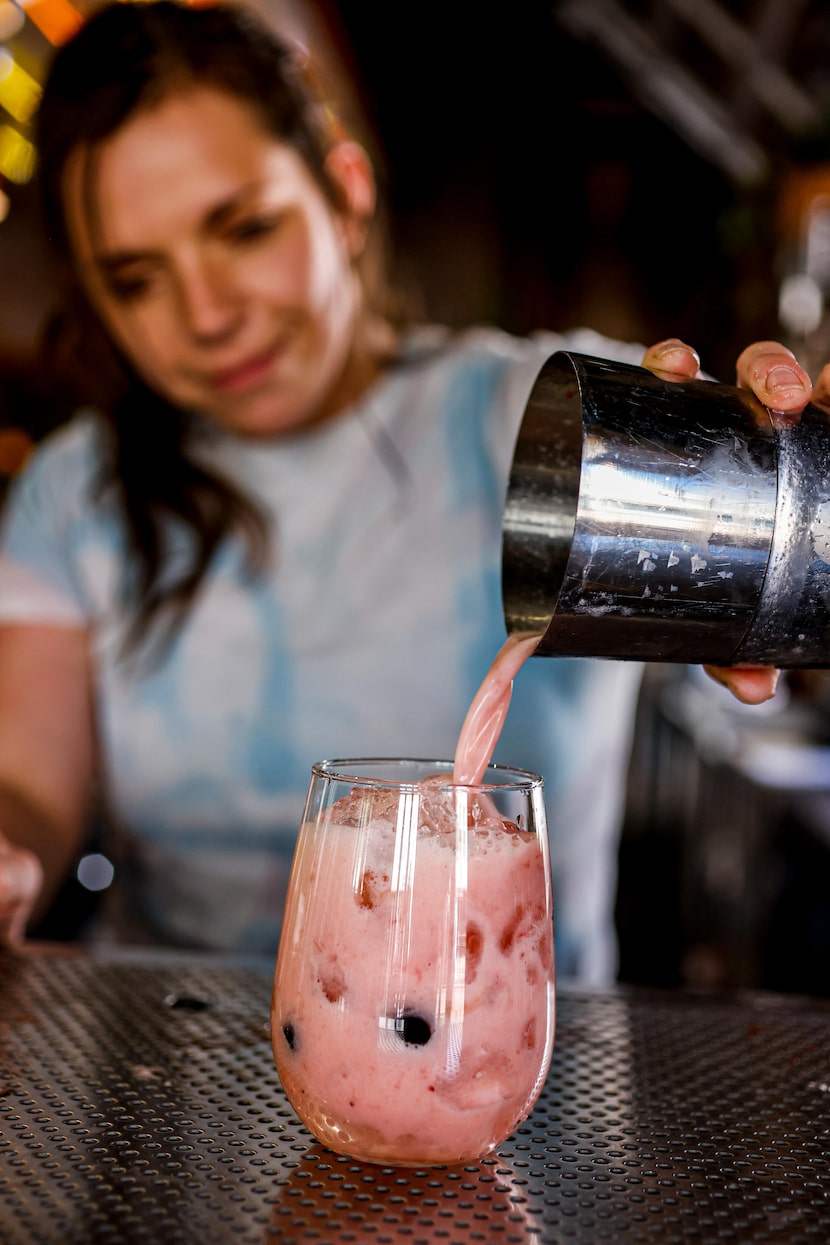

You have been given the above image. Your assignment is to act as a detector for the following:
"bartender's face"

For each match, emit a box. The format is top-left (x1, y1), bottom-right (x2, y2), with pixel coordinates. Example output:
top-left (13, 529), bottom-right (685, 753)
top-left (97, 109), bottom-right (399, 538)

top-left (63, 86), bottom-right (375, 437)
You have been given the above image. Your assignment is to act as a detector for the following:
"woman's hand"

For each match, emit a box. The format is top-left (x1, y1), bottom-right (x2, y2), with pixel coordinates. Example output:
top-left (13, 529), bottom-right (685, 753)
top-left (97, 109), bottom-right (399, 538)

top-left (640, 338), bottom-right (824, 705)
top-left (0, 835), bottom-right (43, 946)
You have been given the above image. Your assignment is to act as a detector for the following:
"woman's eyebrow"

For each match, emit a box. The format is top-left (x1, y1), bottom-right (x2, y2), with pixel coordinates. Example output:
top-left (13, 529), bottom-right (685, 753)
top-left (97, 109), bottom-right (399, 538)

top-left (201, 183), bottom-right (260, 232)
top-left (90, 247), bottom-right (159, 279)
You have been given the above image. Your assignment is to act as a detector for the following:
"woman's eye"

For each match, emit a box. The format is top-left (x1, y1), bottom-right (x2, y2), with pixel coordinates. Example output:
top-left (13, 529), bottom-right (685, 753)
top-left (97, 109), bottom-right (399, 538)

top-left (227, 215), bottom-right (280, 244)
top-left (106, 271), bottom-right (157, 302)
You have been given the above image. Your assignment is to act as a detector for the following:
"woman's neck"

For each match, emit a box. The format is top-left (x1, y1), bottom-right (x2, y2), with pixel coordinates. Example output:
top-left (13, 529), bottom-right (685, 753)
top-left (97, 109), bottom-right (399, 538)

top-left (324, 314), bottom-right (401, 421)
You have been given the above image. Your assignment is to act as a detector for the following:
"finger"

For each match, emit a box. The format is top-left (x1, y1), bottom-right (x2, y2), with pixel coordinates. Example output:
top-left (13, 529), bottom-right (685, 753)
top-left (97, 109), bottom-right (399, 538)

top-left (0, 849), bottom-right (42, 945)
top-left (703, 664), bottom-right (780, 705)
top-left (0, 898), bottom-right (30, 947)
top-left (735, 341), bottom-right (812, 419)
top-left (640, 338), bottom-right (701, 382)
top-left (811, 362), bottom-right (830, 416)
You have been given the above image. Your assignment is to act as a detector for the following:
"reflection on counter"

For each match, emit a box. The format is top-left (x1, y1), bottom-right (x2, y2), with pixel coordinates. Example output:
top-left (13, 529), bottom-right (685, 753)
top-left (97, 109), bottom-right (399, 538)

top-left (618, 663), bottom-right (830, 997)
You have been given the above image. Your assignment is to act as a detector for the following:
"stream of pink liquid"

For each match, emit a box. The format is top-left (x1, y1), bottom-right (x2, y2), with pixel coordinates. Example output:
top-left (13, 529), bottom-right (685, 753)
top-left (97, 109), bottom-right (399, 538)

top-left (452, 631), bottom-right (543, 786)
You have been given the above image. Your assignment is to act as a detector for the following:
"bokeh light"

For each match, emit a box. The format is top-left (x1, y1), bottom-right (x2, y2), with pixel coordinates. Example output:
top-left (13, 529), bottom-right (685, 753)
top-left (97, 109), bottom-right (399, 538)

top-left (76, 852), bottom-right (115, 893)
top-left (0, 122), bottom-right (35, 182)
top-left (0, 1), bottom-right (25, 41)
top-left (16, 0), bottom-right (82, 46)
top-left (0, 48), bottom-right (42, 123)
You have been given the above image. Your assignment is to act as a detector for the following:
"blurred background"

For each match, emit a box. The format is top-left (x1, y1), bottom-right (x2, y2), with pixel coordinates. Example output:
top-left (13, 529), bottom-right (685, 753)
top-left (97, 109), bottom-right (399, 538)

top-left (3, 0), bottom-right (830, 995)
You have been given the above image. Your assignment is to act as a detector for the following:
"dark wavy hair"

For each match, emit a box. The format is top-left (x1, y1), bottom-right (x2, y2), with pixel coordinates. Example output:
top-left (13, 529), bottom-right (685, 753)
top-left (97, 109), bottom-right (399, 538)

top-left (34, 0), bottom-right (399, 655)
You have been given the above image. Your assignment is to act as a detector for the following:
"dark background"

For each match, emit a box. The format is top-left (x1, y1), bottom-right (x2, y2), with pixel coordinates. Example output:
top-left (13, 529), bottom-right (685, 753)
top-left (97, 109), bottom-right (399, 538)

top-left (317, 0), bottom-right (830, 377)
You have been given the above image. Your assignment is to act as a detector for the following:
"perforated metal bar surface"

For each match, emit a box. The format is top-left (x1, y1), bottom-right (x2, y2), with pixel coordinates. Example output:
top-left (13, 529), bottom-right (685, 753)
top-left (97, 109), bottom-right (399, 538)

top-left (1, 952), bottom-right (829, 1244)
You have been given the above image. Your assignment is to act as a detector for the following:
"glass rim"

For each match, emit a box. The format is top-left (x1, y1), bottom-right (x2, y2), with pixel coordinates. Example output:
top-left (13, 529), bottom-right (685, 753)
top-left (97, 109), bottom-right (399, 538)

top-left (310, 757), bottom-right (544, 792)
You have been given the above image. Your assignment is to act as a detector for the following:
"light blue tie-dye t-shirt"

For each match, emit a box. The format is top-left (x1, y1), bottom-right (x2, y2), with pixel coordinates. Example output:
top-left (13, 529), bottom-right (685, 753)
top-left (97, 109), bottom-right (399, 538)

top-left (0, 325), bottom-right (643, 983)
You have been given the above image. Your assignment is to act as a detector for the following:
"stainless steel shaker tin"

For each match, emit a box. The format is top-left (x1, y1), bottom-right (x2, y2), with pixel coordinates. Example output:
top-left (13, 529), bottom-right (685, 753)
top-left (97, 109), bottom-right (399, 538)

top-left (501, 350), bottom-right (830, 666)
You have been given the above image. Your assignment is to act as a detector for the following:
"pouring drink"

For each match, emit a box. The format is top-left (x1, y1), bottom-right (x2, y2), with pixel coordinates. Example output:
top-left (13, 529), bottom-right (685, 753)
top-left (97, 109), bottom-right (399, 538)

top-left (271, 622), bottom-right (551, 1165)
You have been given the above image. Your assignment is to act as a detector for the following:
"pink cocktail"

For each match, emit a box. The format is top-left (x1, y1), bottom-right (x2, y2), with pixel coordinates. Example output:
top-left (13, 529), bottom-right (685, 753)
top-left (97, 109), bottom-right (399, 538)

top-left (271, 758), bottom-right (554, 1166)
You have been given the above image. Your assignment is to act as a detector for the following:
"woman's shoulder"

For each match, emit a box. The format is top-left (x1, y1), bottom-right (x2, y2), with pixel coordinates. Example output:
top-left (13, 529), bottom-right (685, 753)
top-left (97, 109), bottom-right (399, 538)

top-left (399, 323), bottom-right (646, 382)
top-left (389, 326), bottom-right (557, 418)
top-left (400, 323), bottom-right (553, 369)
top-left (18, 410), bottom-right (106, 482)
top-left (364, 323), bottom-right (649, 452)
top-left (4, 410), bottom-right (110, 522)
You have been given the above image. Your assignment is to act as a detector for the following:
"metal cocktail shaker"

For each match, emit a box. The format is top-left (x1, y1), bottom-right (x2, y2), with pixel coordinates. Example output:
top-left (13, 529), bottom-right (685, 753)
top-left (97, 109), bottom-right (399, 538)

top-left (501, 351), bottom-right (830, 667)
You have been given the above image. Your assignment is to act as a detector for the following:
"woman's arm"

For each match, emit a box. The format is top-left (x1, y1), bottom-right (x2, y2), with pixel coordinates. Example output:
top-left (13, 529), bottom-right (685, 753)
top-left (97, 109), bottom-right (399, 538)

top-left (0, 623), bottom-right (96, 943)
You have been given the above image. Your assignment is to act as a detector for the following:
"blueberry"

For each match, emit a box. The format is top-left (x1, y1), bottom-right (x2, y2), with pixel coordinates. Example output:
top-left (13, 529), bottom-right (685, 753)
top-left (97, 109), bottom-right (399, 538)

top-left (394, 1012), bottom-right (432, 1046)
top-left (282, 1021), bottom-right (297, 1051)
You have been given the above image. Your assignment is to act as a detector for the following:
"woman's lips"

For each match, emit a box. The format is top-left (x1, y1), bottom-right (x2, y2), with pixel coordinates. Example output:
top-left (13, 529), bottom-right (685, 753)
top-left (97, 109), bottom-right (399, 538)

top-left (208, 343), bottom-right (281, 394)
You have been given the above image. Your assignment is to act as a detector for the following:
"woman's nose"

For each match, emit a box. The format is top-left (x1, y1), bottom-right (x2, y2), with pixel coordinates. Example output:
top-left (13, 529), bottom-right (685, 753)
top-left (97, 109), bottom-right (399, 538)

top-left (176, 262), bottom-right (241, 341)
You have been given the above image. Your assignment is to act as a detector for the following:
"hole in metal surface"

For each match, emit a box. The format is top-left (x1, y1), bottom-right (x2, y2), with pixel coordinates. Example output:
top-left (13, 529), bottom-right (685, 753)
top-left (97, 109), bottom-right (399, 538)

top-left (162, 992), bottom-right (214, 1012)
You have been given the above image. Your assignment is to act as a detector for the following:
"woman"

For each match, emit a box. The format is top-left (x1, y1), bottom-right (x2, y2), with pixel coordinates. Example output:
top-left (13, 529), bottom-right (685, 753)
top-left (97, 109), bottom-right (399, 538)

top-left (0, 0), bottom-right (821, 979)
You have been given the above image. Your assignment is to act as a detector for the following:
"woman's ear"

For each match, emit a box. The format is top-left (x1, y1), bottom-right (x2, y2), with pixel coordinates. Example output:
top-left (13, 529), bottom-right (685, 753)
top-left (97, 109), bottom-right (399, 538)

top-left (324, 140), bottom-right (376, 257)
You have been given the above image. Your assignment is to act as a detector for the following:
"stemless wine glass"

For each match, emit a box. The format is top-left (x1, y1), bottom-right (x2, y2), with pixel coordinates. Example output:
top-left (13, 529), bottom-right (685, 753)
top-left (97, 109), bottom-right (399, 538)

top-left (271, 758), bottom-right (555, 1167)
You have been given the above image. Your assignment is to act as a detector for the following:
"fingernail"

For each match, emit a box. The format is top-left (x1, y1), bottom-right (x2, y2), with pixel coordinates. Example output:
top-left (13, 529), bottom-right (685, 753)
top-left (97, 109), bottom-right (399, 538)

top-left (655, 341), bottom-right (698, 362)
top-left (766, 365), bottom-right (805, 392)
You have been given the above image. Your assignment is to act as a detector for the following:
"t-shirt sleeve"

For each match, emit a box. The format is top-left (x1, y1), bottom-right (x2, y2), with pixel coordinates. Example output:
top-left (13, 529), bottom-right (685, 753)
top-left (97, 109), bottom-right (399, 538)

top-left (0, 420), bottom-right (99, 626)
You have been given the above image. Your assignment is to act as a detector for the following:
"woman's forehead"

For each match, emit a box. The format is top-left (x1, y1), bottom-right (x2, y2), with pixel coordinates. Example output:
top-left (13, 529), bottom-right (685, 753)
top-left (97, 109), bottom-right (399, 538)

top-left (62, 88), bottom-right (311, 253)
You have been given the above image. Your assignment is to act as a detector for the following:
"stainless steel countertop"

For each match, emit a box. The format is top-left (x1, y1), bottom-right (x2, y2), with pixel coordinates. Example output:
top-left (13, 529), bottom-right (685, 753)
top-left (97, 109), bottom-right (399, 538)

top-left (1, 947), bottom-right (829, 1243)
